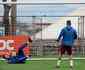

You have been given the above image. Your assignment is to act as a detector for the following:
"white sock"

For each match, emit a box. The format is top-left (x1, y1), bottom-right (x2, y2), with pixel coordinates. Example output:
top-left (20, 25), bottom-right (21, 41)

top-left (57, 60), bottom-right (61, 66)
top-left (70, 60), bottom-right (73, 67)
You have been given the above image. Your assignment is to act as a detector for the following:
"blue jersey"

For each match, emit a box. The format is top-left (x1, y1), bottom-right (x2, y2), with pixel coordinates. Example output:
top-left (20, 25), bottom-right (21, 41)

top-left (5, 55), bottom-right (27, 64)
top-left (6, 56), bottom-right (17, 64)
top-left (57, 26), bottom-right (77, 46)
top-left (4, 43), bottom-right (28, 64)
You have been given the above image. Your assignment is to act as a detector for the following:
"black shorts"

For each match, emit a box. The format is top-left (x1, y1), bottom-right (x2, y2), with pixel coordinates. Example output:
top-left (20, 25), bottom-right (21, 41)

top-left (59, 45), bottom-right (72, 56)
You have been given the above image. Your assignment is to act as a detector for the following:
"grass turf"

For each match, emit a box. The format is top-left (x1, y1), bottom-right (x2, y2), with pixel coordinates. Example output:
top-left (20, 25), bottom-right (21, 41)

top-left (0, 59), bottom-right (85, 70)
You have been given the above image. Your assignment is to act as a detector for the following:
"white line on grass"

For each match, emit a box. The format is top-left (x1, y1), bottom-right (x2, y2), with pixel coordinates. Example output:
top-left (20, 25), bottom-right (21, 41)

top-left (0, 57), bottom-right (85, 61)
top-left (27, 57), bottom-right (85, 60)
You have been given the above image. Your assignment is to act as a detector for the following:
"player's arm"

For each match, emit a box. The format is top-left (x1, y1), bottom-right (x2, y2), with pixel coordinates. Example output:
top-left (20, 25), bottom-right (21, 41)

top-left (55, 29), bottom-right (64, 47)
top-left (27, 37), bottom-right (32, 48)
top-left (57, 29), bottom-right (64, 42)
top-left (74, 30), bottom-right (80, 47)
top-left (19, 43), bottom-right (28, 50)
top-left (73, 30), bottom-right (77, 40)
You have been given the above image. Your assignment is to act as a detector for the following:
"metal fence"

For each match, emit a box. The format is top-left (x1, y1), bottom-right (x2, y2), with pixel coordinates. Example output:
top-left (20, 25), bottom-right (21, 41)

top-left (0, 3), bottom-right (85, 57)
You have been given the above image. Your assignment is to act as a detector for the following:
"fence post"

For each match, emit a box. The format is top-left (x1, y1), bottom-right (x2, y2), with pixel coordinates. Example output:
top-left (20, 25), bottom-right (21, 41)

top-left (78, 16), bottom-right (84, 39)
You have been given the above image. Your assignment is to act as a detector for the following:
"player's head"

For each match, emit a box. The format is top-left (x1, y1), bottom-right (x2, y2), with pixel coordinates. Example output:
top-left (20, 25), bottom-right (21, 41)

top-left (66, 20), bottom-right (71, 26)
top-left (22, 42), bottom-right (28, 46)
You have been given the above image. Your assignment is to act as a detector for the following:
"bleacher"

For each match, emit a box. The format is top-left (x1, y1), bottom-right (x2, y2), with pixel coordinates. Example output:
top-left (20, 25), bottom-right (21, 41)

top-left (31, 39), bottom-right (85, 57)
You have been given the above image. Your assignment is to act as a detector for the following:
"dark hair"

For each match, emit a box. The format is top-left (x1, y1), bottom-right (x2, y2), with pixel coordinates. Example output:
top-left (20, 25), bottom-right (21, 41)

top-left (66, 20), bottom-right (71, 25)
top-left (22, 42), bottom-right (28, 47)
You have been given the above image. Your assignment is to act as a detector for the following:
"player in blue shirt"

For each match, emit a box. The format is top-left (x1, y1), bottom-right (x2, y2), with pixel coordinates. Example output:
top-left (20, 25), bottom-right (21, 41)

top-left (56, 20), bottom-right (78, 68)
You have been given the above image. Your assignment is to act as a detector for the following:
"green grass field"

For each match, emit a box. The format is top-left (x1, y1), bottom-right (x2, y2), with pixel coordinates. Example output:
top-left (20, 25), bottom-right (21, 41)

top-left (0, 59), bottom-right (85, 70)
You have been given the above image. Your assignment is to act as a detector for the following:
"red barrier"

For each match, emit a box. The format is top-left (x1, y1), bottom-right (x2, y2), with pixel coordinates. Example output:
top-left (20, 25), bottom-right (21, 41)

top-left (0, 35), bottom-right (31, 56)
